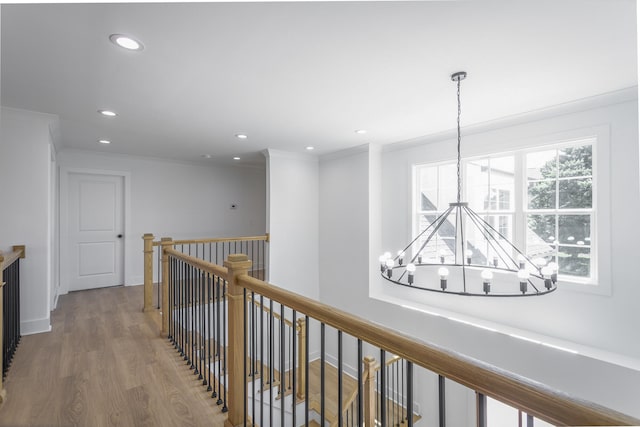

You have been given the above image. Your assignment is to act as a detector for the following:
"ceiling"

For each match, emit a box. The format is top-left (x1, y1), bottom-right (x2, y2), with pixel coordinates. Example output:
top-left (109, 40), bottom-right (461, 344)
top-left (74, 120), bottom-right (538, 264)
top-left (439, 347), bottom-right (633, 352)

top-left (1, 1), bottom-right (637, 167)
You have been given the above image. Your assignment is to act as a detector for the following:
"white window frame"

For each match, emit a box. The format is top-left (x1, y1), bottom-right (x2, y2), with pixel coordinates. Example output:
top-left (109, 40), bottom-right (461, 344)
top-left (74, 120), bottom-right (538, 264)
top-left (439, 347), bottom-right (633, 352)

top-left (413, 136), bottom-right (602, 289)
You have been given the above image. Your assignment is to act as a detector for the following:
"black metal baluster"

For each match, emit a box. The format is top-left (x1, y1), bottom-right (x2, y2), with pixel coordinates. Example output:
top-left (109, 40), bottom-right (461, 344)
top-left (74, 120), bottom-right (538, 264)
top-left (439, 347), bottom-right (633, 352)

top-left (381, 349), bottom-right (387, 427)
top-left (338, 330), bottom-right (343, 427)
top-left (291, 309), bottom-right (297, 427)
top-left (168, 257), bottom-right (172, 343)
top-left (259, 295), bottom-right (264, 427)
top-left (304, 316), bottom-right (309, 427)
top-left (157, 244), bottom-right (161, 309)
top-left (280, 303), bottom-right (285, 427)
top-left (269, 298), bottom-right (274, 427)
top-left (392, 360), bottom-right (396, 426)
top-left (249, 241), bottom-right (253, 276)
top-left (407, 362), bottom-right (413, 427)
top-left (200, 271), bottom-right (206, 382)
top-left (251, 292), bottom-right (256, 426)
top-left (321, 323), bottom-right (325, 427)
top-left (222, 280), bottom-right (228, 412)
top-left (526, 413), bottom-right (534, 427)
top-left (182, 261), bottom-right (187, 360)
top-left (357, 339), bottom-right (363, 427)
top-left (176, 259), bottom-right (180, 352)
top-left (476, 392), bottom-right (487, 427)
top-left (216, 276), bottom-right (222, 403)
top-left (403, 360), bottom-right (407, 423)
top-left (288, 322), bottom-right (292, 391)
top-left (194, 269), bottom-right (200, 377)
top-left (439, 375), bottom-right (446, 427)
top-left (207, 273), bottom-right (212, 392)
top-left (190, 265), bottom-right (195, 370)
top-left (243, 288), bottom-right (248, 427)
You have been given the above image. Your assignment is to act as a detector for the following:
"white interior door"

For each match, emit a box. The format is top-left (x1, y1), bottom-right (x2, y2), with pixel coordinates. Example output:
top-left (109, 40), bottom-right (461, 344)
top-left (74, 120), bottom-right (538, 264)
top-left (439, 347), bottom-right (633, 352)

top-left (67, 173), bottom-right (124, 291)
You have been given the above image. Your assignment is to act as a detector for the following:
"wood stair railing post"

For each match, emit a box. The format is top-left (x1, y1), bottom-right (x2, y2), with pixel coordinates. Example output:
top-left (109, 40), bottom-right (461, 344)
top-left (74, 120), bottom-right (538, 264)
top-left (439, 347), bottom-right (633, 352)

top-left (142, 233), bottom-right (155, 312)
top-left (296, 317), bottom-right (306, 400)
top-left (160, 237), bottom-right (173, 337)
top-left (363, 356), bottom-right (378, 427)
top-left (224, 254), bottom-right (252, 427)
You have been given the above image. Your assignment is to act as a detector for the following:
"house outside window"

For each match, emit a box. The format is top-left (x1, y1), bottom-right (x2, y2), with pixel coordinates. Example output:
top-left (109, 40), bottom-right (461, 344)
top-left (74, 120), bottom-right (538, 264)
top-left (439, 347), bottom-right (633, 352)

top-left (414, 138), bottom-right (595, 284)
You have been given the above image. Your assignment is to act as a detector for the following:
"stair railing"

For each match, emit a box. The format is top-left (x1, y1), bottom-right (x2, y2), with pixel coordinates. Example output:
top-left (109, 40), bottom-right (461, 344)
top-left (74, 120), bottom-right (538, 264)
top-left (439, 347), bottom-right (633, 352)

top-left (142, 233), bottom-right (269, 313)
top-left (0, 245), bottom-right (25, 407)
top-left (158, 248), bottom-right (640, 427)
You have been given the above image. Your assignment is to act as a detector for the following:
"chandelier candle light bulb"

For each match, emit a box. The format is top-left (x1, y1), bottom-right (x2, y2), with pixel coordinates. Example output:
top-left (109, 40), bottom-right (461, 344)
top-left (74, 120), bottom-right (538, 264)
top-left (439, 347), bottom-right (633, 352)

top-left (518, 270), bottom-right (530, 294)
top-left (547, 262), bottom-right (559, 283)
top-left (385, 259), bottom-right (395, 278)
top-left (379, 255), bottom-right (387, 272)
top-left (397, 250), bottom-right (406, 266)
top-left (438, 267), bottom-right (449, 290)
top-left (541, 266), bottom-right (553, 290)
top-left (481, 269), bottom-right (493, 294)
top-left (406, 263), bottom-right (417, 285)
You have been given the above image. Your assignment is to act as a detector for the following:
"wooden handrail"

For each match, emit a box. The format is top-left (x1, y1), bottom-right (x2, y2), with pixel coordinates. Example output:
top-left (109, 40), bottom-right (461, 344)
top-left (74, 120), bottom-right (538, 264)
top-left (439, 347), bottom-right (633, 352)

top-left (153, 234), bottom-right (269, 247)
top-left (237, 274), bottom-right (640, 426)
top-left (246, 294), bottom-right (294, 328)
top-left (164, 247), bottom-right (228, 280)
top-left (380, 354), bottom-right (401, 369)
top-left (1, 246), bottom-right (25, 271)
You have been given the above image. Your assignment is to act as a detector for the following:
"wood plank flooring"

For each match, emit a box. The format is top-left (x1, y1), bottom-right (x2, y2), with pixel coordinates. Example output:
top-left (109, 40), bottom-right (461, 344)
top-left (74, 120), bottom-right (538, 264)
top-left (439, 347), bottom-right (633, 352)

top-left (0, 285), bottom-right (227, 427)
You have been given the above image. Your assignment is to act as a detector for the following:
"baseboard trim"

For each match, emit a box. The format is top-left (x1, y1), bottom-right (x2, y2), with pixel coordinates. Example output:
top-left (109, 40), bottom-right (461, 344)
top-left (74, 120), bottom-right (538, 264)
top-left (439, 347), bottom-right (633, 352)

top-left (21, 317), bottom-right (52, 335)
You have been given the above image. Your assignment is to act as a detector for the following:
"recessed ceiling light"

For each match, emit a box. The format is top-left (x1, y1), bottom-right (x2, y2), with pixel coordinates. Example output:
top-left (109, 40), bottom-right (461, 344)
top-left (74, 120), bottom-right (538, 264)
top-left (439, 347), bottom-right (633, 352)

top-left (98, 109), bottom-right (117, 117)
top-left (233, 156), bottom-right (241, 160)
top-left (109, 34), bottom-right (144, 51)
top-left (235, 134), bottom-right (248, 139)
top-left (98, 139), bottom-right (111, 144)
top-left (202, 154), bottom-right (212, 159)
top-left (306, 146), bottom-right (315, 151)
top-left (355, 129), bottom-right (367, 134)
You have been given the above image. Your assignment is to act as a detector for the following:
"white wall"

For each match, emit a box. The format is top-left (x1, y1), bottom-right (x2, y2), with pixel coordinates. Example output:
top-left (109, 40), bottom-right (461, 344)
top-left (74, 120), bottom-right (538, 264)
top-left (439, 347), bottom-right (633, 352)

top-left (0, 107), bottom-right (57, 334)
top-left (318, 92), bottom-right (640, 420)
top-left (265, 149), bottom-right (319, 299)
top-left (57, 149), bottom-right (266, 287)
top-left (319, 145), bottom-right (369, 306)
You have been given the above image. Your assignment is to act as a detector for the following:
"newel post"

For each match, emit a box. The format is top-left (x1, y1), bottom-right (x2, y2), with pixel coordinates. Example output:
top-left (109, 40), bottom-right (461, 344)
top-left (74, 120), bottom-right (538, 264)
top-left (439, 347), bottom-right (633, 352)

top-left (142, 233), bottom-right (155, 312)
top-left (363, 356), bottom-right (378, 427)
top-left (296, 317), bottom-right (307, 400)
top-left (160, 237), bottom-right (173, 337)
top-left (224, 253), bottom-right (252, 427)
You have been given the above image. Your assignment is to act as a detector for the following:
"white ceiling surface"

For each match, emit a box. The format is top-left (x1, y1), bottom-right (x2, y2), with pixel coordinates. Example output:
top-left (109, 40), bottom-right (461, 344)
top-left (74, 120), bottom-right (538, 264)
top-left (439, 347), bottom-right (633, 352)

top-left (1, 1), bottom-right (637, 166)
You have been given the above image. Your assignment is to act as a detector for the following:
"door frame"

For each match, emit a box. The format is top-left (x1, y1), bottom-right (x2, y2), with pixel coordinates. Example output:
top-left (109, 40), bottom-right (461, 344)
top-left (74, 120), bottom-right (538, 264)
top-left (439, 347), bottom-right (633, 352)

top-left (59, 167), bottom-right (132, 295)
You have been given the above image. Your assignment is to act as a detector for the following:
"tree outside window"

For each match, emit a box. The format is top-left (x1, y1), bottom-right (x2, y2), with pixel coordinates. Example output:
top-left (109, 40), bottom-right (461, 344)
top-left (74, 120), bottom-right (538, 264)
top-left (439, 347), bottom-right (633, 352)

top-left (526, 144), bottom-right (593, 279)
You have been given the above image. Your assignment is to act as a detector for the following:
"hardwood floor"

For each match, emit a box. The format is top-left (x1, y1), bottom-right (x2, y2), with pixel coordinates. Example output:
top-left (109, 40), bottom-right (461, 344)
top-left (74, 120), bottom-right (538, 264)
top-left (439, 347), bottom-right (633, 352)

top-left (0, 285), bottom-right (227, 427)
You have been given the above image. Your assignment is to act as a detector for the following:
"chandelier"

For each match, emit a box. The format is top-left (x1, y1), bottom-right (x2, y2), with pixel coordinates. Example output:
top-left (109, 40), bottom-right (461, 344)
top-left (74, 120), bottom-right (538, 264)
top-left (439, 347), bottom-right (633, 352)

top-left (379, 72), bottom-right (558, 297)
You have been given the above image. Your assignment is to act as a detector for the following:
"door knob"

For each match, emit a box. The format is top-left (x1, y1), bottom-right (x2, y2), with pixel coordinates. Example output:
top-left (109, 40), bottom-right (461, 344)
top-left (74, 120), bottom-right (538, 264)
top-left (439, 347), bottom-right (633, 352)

top-left (117, 234), bottom-right (123, 238)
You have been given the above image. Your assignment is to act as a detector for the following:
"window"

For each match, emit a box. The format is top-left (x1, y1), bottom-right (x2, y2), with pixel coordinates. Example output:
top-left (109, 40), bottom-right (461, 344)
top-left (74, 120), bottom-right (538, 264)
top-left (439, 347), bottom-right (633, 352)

top-left (526, 145), bottom-right (593, 280)
top-left (414, 138), bottom-right (595, 284)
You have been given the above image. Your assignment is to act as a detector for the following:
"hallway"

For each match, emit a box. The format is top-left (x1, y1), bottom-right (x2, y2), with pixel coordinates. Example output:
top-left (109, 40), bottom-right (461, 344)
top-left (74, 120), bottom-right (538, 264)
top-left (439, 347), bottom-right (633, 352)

top-left (0, 285), bottom-right (227, 426)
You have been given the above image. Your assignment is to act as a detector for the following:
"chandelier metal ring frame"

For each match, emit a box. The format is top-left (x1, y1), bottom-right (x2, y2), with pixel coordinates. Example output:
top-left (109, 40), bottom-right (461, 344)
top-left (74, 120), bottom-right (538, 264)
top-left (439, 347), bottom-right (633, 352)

top-left (379, 72), bottom-right (558, 297)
